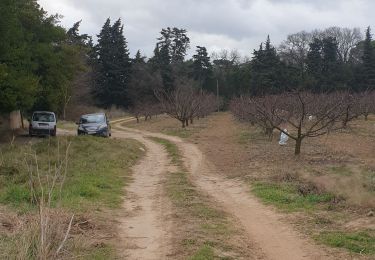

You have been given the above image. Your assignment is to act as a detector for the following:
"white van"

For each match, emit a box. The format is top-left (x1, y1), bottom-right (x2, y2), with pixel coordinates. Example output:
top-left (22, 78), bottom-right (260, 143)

top-left (29, 111), bottom-right (57, 136)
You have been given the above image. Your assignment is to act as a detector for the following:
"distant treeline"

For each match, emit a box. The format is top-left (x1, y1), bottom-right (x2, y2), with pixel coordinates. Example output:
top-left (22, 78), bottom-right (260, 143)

top-left (1, 0), bottom-right (374, 116)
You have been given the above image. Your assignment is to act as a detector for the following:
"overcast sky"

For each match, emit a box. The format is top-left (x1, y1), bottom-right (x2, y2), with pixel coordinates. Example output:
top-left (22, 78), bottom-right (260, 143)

top-left (38, 0), bottom-right (375, 58)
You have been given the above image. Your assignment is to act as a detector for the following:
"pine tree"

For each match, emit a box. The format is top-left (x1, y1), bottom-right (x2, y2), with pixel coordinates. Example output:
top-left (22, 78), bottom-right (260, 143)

top-left (133, 50), bottom-right (146, 64)
top-left (306, 38), bottom-right (323, 91)
top-left (360, 26), bottom-right (375, 90)
top-left (321, 37), bottom-right (343, 91)
top-left (250, 36), bottom-right (283, 95)
top-left (192, 46), bottom-right (212, 90)
top-left (93, 18), bottom-right (131, 108)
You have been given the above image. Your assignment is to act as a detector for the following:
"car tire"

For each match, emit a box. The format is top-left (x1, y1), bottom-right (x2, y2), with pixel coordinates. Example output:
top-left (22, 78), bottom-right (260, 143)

top-left (51, 128), bottom-right (56, 137)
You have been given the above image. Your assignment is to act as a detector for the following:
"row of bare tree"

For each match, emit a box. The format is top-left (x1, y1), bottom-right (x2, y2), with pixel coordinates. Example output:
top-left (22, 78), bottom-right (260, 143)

top-left (230, 91), bottom-right (375, 155)
top-left (154, 81), bottom-right (218, 128)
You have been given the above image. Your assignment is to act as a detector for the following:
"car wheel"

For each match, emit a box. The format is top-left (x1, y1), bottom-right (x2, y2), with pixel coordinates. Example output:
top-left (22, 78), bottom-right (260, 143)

top-left (51, 128), bottom-right (56, 137)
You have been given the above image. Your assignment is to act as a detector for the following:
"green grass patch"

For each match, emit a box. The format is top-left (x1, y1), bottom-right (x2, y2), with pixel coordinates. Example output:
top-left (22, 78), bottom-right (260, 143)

top-left (316, 231), bottom-right (375, 255)
top-left (252, 182), bottom-right (334, 212)
top-left (190, 244), bottom-right (215, 260)
top-left (0, 136), bottom-right (144, 212)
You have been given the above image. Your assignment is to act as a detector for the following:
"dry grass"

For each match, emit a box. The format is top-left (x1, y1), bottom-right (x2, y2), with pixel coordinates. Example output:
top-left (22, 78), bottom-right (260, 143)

top-left (123, 114), bottom-right (209, 138)
top-left (130, 112), bottom-right (375, 257)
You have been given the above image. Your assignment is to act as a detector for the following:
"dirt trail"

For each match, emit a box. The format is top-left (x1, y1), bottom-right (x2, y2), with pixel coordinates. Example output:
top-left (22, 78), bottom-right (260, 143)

top-left (114, 123), bottom-right (333, 260)
top-left (113, 130), bottom-right (173, 260)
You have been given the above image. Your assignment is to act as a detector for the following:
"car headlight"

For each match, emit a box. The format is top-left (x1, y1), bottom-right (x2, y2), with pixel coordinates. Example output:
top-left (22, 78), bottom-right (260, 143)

top-left (78, 125), bottom-right (84, 131)
top-left (98, 125), bottom-right (107, 130)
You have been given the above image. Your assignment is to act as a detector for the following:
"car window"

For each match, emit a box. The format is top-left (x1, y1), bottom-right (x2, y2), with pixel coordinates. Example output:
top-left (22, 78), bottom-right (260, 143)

top-left (80, 114), bottom-right (105, 124)
top-left (33, 113), bottom-right (55, 122)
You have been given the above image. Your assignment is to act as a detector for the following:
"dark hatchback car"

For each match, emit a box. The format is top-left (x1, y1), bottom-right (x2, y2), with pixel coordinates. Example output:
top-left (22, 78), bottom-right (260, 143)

top-left (77, 113), bottom-right (111, 137)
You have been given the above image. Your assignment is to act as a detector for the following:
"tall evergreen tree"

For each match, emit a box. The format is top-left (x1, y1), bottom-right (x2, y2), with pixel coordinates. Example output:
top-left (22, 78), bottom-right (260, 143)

top-left (191, 46), bottom-right (212, 90)
top-left (359, 26), bottom-right (375, 90)
top-left (306, 38), bottom-right (323, 91)
top-left (307, 37), bottom-right (346, 92)
top-left (157, 27), bottom-right (190, 64)
top-left (93, 18), bottom-right (131, 108)
top-left (133, 50), bottom-right (146, 64)
top-left (250, 36), bottom-right (284, 95)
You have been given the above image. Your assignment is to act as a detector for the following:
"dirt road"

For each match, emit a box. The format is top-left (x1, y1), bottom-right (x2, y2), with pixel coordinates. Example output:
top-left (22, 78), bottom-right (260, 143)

top-left (113, 122), bottom-right (333, 260)
top-left (113, 130), bottom-right (173, 259)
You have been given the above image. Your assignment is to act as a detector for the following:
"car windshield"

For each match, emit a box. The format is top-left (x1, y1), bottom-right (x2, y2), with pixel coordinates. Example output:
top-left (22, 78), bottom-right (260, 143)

top-left (33, 113), bottom-right (55, 122)
top-left (80, 114), bottom-right (105, 124)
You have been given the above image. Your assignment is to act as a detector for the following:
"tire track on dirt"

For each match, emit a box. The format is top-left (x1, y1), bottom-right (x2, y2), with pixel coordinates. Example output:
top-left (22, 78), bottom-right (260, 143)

top-left (114, 123), bottom-right (334, 260)
top-left (113, 130), bottom-right (173, 260)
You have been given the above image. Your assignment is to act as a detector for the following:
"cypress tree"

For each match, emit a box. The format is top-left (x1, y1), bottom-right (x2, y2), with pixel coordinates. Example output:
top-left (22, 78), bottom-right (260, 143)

top-left (250, 36), bottom-right (283, 95)
top-left (360, 26), bottom-right (375, 90)
top-left (94, 18), bottom-right (131, 108)
top-left (192, 46), bottom-right (212, 90)
top-left (306, 38), bottom-right (323, 92)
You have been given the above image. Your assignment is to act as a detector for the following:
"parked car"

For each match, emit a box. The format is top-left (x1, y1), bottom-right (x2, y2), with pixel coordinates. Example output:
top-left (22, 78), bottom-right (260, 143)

top-left (29, 111), bottom-right (57, 136)
top-left (77, 113), bottom-right (111, 137)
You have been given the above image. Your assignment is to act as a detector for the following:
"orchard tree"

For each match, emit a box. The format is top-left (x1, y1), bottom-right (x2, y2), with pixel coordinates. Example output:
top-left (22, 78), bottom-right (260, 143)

top-left (155, 79), bottom-right (217, 128)
top-left (231, 91), bottom-right (358, 155)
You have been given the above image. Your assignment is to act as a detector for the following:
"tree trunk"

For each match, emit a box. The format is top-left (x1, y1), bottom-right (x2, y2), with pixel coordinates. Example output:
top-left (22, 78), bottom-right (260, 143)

top-left (343, 107), bottom-right (349, 128)
top-left (181, 120), bottom-right (185, 128)
top-left (365, 113), bottom-right (368, 121)
top-left (136, 116), bottom-right (139, 123)
top-left (295, 138), bottom-right (302, 155)
top-left (190, 117), bottom-right (193, 124)
top-left (265, 127), bottom-right (273, 140)
top-left (20, 111), bottom-right (24, 129)
top-left (185, 119), bottom-right (189, 127)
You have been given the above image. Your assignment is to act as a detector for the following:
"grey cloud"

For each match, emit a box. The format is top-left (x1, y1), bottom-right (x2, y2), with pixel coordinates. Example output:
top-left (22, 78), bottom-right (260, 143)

top-left (39, 0), bottom-right (375, 58)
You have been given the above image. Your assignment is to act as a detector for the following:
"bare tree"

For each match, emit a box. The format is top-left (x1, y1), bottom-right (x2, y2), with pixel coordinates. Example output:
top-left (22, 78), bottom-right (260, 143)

top-left (231, 91), bottom-right (358, 155)
top-left (357, 90), bottom-right (375, 121)
top-left (321, 27), bottom-right (363, 63)
top-left (155, 80), bottom-right (217, 128)
top-left (279, 31), bottom-right (312, 79)
top-left (279, 27), bottom-right (362, 68)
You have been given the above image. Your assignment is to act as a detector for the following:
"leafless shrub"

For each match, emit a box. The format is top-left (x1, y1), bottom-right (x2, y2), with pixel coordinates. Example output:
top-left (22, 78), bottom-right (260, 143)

top-left (21, 138), bottom-right (74, 259)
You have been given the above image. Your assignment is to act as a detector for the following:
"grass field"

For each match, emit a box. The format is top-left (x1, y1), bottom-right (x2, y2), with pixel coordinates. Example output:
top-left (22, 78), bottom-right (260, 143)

top-left (0, 136), bottom-right (144, 259)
